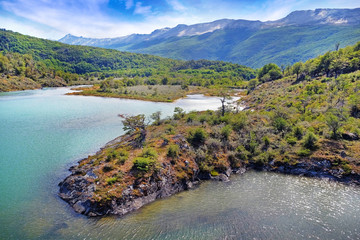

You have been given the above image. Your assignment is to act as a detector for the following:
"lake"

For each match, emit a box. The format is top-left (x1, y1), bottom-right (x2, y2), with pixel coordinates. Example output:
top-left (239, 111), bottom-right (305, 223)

top-left (1, 87), bottom-right (360, 239)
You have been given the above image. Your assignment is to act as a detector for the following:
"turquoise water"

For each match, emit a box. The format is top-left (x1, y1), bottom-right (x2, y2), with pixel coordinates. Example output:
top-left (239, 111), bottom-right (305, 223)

top-left (1, 87), bottom-right (360, 239)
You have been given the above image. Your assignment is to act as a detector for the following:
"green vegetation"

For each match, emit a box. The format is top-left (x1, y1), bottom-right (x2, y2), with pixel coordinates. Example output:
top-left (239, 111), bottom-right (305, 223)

top-left (0, 29), bottom-right (256, 92)
top-left (68, 41), bottom-right (360, 205)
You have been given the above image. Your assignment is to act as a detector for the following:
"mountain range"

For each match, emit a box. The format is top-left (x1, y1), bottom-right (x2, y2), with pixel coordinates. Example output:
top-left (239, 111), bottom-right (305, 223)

top-left (59, 8), bottom-right (360, 68)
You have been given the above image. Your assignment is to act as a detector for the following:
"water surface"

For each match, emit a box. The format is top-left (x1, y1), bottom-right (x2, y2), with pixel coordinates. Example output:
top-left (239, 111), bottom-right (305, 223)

top-left (1, 87), bottom-right (359, 239)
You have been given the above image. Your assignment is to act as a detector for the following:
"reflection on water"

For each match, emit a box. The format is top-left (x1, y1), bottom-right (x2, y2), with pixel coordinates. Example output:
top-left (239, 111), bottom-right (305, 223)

top-left (1, 88), bottom-right (360, 239)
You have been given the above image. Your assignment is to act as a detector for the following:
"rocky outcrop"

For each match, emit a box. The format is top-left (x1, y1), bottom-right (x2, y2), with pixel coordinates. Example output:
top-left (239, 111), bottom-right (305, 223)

top-left (59, 164), bottom-right (237, 217)
top-left (263, 159), bottom-right (360, 186)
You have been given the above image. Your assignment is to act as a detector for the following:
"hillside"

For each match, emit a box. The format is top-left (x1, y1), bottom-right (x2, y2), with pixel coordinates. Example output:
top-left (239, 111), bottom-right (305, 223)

top-left (59, 8), bottom-right (360, 68)
top-left (0, 29), bottom-right (255, 91)
top-left (59, 42), bottom-right (360, 216)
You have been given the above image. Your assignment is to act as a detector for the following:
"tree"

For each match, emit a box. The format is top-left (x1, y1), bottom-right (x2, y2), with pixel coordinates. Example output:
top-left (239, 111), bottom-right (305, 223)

top-left (219, 91), bottom-right (233, 116)
top-left (292, 62), bottom-right (302, 80)
top-left (258, 63), bottom-right (282, 82)
top-left (119, 114), bottom-right (147, 144)
top-left (319, 52), bottom-right (333, 77)
top-left (173, 107), bottom-right (185, 120)
top-left (325, 112), bottom-right (342, 139)
top-left (247, 79), bottom-right (258, 92)
top-left (150, 111), bottom-right (161, 125)
top-left (335, 42), bottom-right (340, 51)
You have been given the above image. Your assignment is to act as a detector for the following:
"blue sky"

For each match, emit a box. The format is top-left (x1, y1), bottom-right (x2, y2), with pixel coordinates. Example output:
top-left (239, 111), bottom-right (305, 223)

top-left (0, 0), bottom-right (359, 40)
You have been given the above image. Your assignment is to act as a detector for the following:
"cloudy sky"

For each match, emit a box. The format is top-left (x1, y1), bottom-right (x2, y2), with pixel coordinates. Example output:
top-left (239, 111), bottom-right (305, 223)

top-left (0, 0), bottom-right (359, 40)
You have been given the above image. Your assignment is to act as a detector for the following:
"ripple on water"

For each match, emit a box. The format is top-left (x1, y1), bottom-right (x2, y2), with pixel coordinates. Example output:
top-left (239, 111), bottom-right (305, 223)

top-left (50, 171), bottom-right (360, 240)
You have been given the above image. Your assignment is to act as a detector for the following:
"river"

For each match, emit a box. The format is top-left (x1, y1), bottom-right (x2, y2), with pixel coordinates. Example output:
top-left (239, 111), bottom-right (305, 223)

top-left (0, 87), bottom-right (359, 239)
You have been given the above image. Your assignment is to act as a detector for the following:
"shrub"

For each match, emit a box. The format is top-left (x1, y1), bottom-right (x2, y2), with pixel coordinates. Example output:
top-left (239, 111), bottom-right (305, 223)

top-left (231, 113), bottom-right (247, 131)
top-left (286, 136), bottom-right (297, 146)
top-left (228, 152), bottom-right (241, 168)
top-left (166, 125), bottom-right (175, 135)
top-left (235, 145), bottom-right (250, 161)
top-left (140, 148), bottom-right (158, 159)
top-left (199, 114), bottom-right (208, 124)
top-left (303, 132), bottom-right (318, 150)
top-left (297, 148), bottom-right (311, 156)
top-left (273, 117), bottom-right (288, 132)
top-left (186, 113), bottom-right (196, 123)
top-left (263, 136), bottom-right (270, 148)
top-left (133, 157), bottom-right (155, 172)
top-left (102, 164), bottom-right (114, 172)
top-left (167, 144), bottom-right (180, 158)
top-left (221, 125), bottom-right (232, 140)
top-left (206, 138), bottom-right (222, 151)
top-left (173, 107), bottom-right (185, 120)
top-left (210, 170), bottom-right (219, 176)
top-left (106, 149), bottom-right (118, 162)
top-left (188, 128), bottom-right (207, 147)
top-left (105, 177), bottom-right (117, 185)
top-left (116, 150), bottom-right (129, 165)
top-left (293, 126), bottom-right (304, 140)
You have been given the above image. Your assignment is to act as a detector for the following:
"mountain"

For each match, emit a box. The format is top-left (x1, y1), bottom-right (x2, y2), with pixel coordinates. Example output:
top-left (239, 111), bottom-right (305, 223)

top-left (59, 8), bottom-right (360, 68)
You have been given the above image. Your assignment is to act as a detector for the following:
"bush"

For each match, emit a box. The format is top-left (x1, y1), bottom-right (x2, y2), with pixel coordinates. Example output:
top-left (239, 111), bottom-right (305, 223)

top-left (186, 113), bottom-right (196, 123)
top-left (140, 148), bottom-right (158, 159)
top-left (303, 132), bottom-right (318, 150)
top-left (228, 152), bottom-right (241, 168)
top-left (263, 136), bottom-right (270, 148)
top-left (297, 148), bottom-right (311, 156)
top-left (293, 126), bottom-right (304, 140)
top-left (102, 164), bottom-right (114, 172)
top-left (188, 128), bottom-right (207, 147)
top-left (116, 150), bottom-right (129, 165)
top-left (273, 117), bottom-right (288, 132)
top-left (235, 145), bottom-right (250, 161)
top-left (210, 170), bottom-right (219, 176)
top-left (133, 157), bottom-right (155, 172)
top-left (206, 138), bottom-right (222, 151)
top-left (167, 144), bottom-right (180, 158)
top-left (231, 113), bottom-right (247, 131)
top-left (221, 125), bottom-right (232, 140)
top-left (105, 177), bottom-right (117, 185)
top-left (286, 136), bottom-right (297, 146)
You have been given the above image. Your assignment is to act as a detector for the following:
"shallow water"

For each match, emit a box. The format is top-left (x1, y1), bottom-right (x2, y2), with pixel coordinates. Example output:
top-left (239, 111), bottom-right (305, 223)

top-left (1, 87), bottom-right (360, 239)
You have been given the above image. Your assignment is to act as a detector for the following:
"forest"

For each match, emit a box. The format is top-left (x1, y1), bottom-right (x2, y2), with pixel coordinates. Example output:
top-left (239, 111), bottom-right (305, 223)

top-left (0, 29), bottom-right (255, 91)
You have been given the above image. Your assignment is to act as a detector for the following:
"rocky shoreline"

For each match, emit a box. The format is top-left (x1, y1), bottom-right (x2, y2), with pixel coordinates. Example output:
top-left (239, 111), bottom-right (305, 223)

top-left (59, 152), bottom-right (360, 217)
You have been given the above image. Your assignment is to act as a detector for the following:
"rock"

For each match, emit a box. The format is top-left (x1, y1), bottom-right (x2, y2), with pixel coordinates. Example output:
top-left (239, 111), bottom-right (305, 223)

top-left (290, 168), bottom-right (307, 176)
top-left (342, 132), bottom-right (359, 141)
top-left (85, 170), bottom-right (97, 179)
top-left (211, 173), bottom-right (229, 182)
top-left (225, 168), bottom-right (232, 177)
top-left (340, 151), bottom-right (347, 158)
top-left (73, 201), bottom-right (86, 214)
top-left (233, 168), bottom-right (246, 175)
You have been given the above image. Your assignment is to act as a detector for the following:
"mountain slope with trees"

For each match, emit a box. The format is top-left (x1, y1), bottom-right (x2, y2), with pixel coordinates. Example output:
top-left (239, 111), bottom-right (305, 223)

top-left (0, 29), bottom-right (255, 91)
top-left (59, 8), bottom-right (360, 68)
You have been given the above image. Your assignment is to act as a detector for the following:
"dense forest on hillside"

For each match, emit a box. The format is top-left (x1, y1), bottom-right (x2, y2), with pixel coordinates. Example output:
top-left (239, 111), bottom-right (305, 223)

top-left (60, 42), bottom-right (360, 216)
top-left (0, 29), bottom-right (255, 91)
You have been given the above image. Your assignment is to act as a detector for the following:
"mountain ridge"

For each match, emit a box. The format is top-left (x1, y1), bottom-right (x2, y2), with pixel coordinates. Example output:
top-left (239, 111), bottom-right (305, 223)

top-left (59, 8), bottom-right (360, 68)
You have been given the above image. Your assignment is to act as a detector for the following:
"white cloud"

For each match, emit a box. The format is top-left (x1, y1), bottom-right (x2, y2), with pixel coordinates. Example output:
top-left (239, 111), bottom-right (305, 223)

top-left (0, 0), bottom-right (359, 39)
top-left (167, 0), bottom-right (186, 11)
top-left (134, 2), bottom-right (152, 15)
top-left (125, 0), bottom-right (134, 9)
